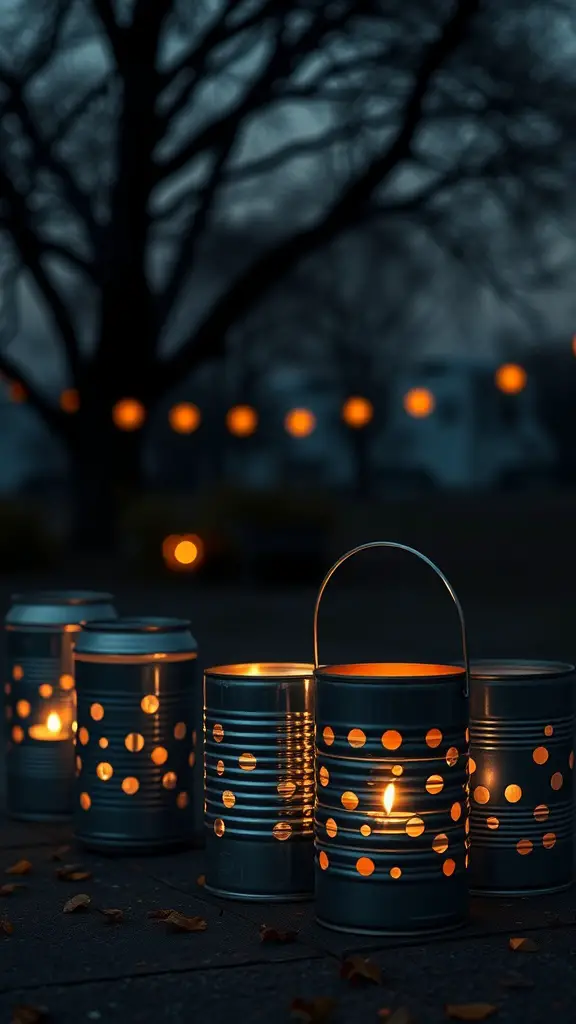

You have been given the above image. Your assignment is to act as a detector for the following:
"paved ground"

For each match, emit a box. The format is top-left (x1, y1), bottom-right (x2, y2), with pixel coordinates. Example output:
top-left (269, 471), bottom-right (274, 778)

top-left (1, 493), bottom-right (576, 1023)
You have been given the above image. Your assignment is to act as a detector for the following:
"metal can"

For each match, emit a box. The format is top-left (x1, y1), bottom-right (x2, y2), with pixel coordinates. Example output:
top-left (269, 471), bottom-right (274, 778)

top-left (204, 662), bottom-right (315, 900)
top-left (314, 541), bottom-right (470, 936)
top-left (469, 659), bottom-right (575, 896)
top-left (73, 617), bottom-right (198, 853)
top-left (4, 590), bottom-right (117, 821)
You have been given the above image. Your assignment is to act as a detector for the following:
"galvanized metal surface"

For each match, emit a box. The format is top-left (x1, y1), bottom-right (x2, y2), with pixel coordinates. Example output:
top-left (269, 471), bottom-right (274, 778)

top-left (313, 541), bottom-right (470, 936)
top-left (204, 663), bottom-right (315, 900)
top-left (469, 659), bottom-right (575, 896)
top-left (74, 618), bottom-right (199, 853)
top-left (4, 591), bottom-right (118, 821)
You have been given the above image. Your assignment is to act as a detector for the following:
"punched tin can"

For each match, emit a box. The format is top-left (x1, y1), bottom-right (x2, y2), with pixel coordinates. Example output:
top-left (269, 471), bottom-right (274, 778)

top-left (3, 590), bottom-right (117, 821)
top-left (204, 662), bottom-right (315, 901)
top-left (73, 617), bottom-right (198, 853)
top-left (469, 659), bottom-right (575, 896)
top-left (313, 541), bottom-right (470, 937)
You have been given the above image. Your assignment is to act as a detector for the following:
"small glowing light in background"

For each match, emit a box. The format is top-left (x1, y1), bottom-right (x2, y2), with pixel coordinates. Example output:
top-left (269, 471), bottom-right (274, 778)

top-left (226, 404), bottom-right (258, 437)
top-left (571, 335), bottom-right (576, 357)
top-left (169, 402), bottom-right (201, 434)
top-left (284, 408), bottom-right (316, 437)
top-left (495, 363), bottom-right (527, 394)
top-left (8, 381), bottom-right (27, 403)
top-left (112, 398), bottom-right (146, 431)
top-left (342, 396), bottom-right (374, 428)
top-left (403, 387), bottom-right (435, 418)
top-left (162, 533), bottom-right (204, 572)
top-left (60, 388), bottom-right (80, 414)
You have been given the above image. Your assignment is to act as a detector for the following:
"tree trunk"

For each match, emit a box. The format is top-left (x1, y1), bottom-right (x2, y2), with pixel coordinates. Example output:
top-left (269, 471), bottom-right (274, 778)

top-left (68, 416), bottom-right (144, 554)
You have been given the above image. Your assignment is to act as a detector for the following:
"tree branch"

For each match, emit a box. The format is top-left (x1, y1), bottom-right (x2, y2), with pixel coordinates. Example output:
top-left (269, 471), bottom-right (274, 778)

top-left (88, 0), bottom-right (126, 64)
top-left (156, 0), bottom-right (481, 392)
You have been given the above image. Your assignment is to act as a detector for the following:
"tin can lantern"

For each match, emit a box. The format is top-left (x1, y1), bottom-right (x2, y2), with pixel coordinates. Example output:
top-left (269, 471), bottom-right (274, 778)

top-left (203, 662), bottom-right (315, 901)
top-left (313, 541), bottom-right (470, 936)
top-left (3, 591), bottom-right (117, 821)
top-left (73, 617), bottom-right (198, 853)
top-left (469, 659), bottom-right (575, 896)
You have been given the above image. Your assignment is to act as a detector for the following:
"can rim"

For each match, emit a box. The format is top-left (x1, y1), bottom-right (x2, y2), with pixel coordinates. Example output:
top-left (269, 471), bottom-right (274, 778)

top-left (10, 590), bottom-right (114, 605)
top-left (81, 617), bottom-right (191, 633)
top-left (205, 662), bottom-right (314, 679)
top-left (469, 659), bottom-right (575, 680)
top-left (315, 662), bottom-right (464, 679)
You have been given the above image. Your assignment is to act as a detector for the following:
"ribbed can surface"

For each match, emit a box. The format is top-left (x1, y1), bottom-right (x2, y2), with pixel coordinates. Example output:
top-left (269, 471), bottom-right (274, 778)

top-left (204, 663), bottom-right (315, 900)
top-left (469, 660), bottom-right (575, 896)
top-left (3, 591), bottom-right (117, 821)
top-left (73, 618), bottom-right (198, 853)
top-left (315, 663), bottom-right (469, 936)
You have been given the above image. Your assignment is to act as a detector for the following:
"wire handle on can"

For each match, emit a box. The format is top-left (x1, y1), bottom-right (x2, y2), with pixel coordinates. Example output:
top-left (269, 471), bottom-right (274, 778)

top-left (313, 541), bottom-right (469, 698)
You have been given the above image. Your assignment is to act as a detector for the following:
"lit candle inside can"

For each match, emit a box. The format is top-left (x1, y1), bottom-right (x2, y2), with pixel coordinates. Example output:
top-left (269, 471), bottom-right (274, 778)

top-left (28, 712), bottom-right (68, 741)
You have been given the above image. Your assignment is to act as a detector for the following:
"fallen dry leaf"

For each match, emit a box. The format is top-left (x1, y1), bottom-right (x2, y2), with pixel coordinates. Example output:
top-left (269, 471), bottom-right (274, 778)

top-left (260, 924), bottom-right (299, 944)
top-left (56, 864), bottom-right (92, 882)
top-left (290, 998), bottom-right (337, 1023)
top-left (164, 911), bottom-right (208, 933)
top-left (386, 1010), bottom-right (414, 1024)
top-left (50, 845), bottom-right (71, 862)
top-left (340, 954), bottom-right (382, 985)
top-left (63, 893), bottom-right (91, 914)
top-left (1, 916), bottom-right (14, 935)
top-left (147, 908), bottom-right (174, 920)
top-left (499, 971), bottom-right (534, 990)
top-left (196, 874), bottom-right (206, 887)
top-left (11, 1006), bottom-right (51, 1024)
top-left (445, 1005), bottom-right (498, 1021)
top-left (509, 937), bottom-right (539, 953)
top-left (0, 884), bottom-right (27, 897)
top-left (98, 908), bottom-right (124, 924)
top-left (5, 860), bottom-right (32, 876)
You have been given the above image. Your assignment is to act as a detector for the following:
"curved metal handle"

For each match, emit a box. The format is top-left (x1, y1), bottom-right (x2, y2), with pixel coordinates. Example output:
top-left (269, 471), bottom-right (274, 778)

top-left (313, 541), bottom-right (469, 698)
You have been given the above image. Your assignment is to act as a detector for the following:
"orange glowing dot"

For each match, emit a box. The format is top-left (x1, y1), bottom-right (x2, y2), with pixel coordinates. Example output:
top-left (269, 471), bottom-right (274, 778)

top-left (391, 764), bottom-right (403, 777)
top-left (468, 757), bottom-right (477, 774)
top-left (121, 776), bottom-right (140, 795)
top-left (176, 792), bottom-right (189, 809)
top-left (16, 700), bottom-right (31, 718)
top-left (112, 397), bottom-right (145, 431)
top-left (80, 792), bottom-right (91, 810)
top-left (406, 816), bottom-right (425, 838)
top-left (360, 824), bottom-right (372, 837)
top-left (341, 791), bottom-right (359, 810)
top-left (76, 755), bottom-right (82, 772)
top-left (570, 751), bottom-right (575, 770)
top-left (446, 746), bottom-right (459, 767)
top-left (347, 728), bottom-right (366, 748)
top-left (90, 703), bottom-right (104, 722)
top-left (174, 722), bottom-right (186, 741)
top-left (403, 387), bottom-right (435, 418)
top-left (188, 751), bottom-right (196, 767)
top-left (284, 407), bottom-right (316, 438)
top-left (319, 850), bottom-right (329, 870)
top-left (505, 784), bottom-right (522, 803)
top-left (550, 772), bottom-right (563, 791)
top-left (319, 766), bottom-right (330, 787)
top-left (325, 818), bottom-right (338, 838)
top-left (226, 404), bottom-right (258, 437)
top-left (60, 674), bottom-right (74, 691)
top-left (543, 832), bottom-right (556, 849)
top-left (99, 737), bottom-right (109, 749)
top-left (382, 729), bottom-right (402, 751)
top-left (534, 804), bottom-right (549, 821)
top-left (169, 402), bottom-right (201, 434)
top-left (516, 839), bottom-right (533, 856)
top-left (474, 786), bottom-right (490, 804)
top-left (450, 802), bottom-right (462, 822)
top-left (125, 732), bottom-right (144, 752)
top-left (425, 728), bottom-right (442, 748)
top-left (272, 822), bottom-right (292, 841)
top-left (443, 858), bottom-right (456, 877)
top-left (39, 684), bottom-right (52, 698)
top-left (12, 665), bottom-right (23, 681)
top-left (214, 818), bottom-right (225, 837)
top-left (213, 723), bottom-right (224, 742)
top-left (322, 726), bottom-right (335, 746)
top-left (78, 727), bottom-right (89, 745)
top-left (342, 396), bottom-right (374, 429)
top-left (544, 724), bottom-right (554, 736)
top-left (426, 774), bottom-right (444, 795)
top-left (356, 857), bottom-right (375, 877)
top-left (486, 816), bottom-right (500, 830)
top-left (96, 762), bottom-right (113, 781)
top-left (60, 388), bottom-right (80, 413)
top-left (465, 728), bottom-right (470, 744)
top-left (390, 866), bottom-right (402, 880)
top-left (433, 834), bottom-right (449, 854)
top-left (214, 758), bottom-right (224, 776)
top-left (141, 695), bottom-right (159, 714)
top-left (222, 790), bottom-right (235, 808)
top-left (495, 363), bottom-right (527, 394)
top-left (12, 725), bottom-right (24, 743)
top-left (278, 780), bottom-right (296, 797)
top-left (151, 746), bottom-right (169, 766)
top-left (239, 752), bottom-right (257, 771)
top-left (533, 746), bottom-right (549, 765)
top-left (163, 772), bottom-right (177, 789)
top-left (174, 540), bottom-right (199, 565)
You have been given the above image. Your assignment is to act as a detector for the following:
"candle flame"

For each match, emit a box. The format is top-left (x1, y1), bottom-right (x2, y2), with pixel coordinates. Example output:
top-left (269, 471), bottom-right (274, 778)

top-left (46, 712), bottom-right (62, 734)
top-left (383, 782), bottom-right (395, 815)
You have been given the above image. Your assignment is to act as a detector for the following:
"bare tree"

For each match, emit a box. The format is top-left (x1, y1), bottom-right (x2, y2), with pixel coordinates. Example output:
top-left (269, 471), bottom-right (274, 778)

top-left (0, 0), bottom-right (574, 546)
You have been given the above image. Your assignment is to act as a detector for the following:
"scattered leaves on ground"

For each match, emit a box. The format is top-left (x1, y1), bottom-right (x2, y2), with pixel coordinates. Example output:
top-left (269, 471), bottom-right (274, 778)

top-left (259, 924), bottom-right (299, 944)
top-left (98, 908), bottom-right (124, 924)
top-left (5, 860), bottom-right (32, 876)
top-left (445, 1005), bottom-right (498, 1021)
top-left (163, 911), bottom-right (208, 933)
top-left (50, 846), bottom-right (71, 862)
top-left (290, 997), bottom-right (337, 1023)
top-left (340, 955), bottom-right (382, 985)
top-left (63, 893), bottom-right (91, 914)
top-left (56, 864), bottom-right (92, 882)
top-left (196, 874), bottom-right (206, 887)
top-left (147, 908), bottom-right (173, 920)
top-left (509, 937), bottom-right (539, 953)
top-left (0, 884), bottom-right (27, 897)
top-left (1, 916), bottom-right (14, 935)
top-left (499, 971), bottom-right (534, 990)
top-left (11, 1006), bottom-right (51, 1024)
